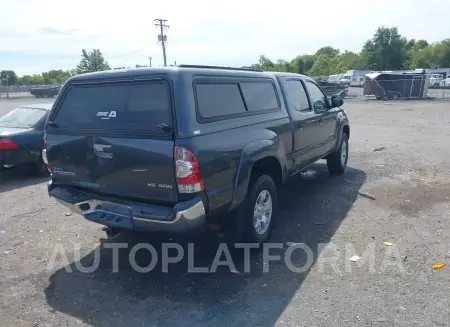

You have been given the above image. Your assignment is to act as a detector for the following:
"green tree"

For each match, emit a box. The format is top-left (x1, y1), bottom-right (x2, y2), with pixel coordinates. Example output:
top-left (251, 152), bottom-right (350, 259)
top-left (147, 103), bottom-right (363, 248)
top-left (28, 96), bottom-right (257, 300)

top-left (76, 49), bottom-right (111, 74)
top-left (290, 56), bottom-right (305, 74)
top-left (315, 46), bottom-right (340, 57)
top-left (0, 70), bottom-right (18, 86)
top-left (362, 26), bottom-right (408, 70)
top-left (247, 26), bottom-right (450, 77)
top-left (415, 39), bottom-right (429, 51)
top-left (19, 74), bottom-right (45, 85)
top-left (409, 39), bottom-right (450, 68)
top-left (308, 54), bottom-right (333, 76)
top-left (329, 51), bottom-right (363, 73)
top-left (301, 55), bottom-right (315, 73)
top-left (405, 39), bottom-right (430, 67)
top-left (42, 69), bottom-right (71, 84)
top-left (18, 75), bottom-right (31, 85)
top-left (274, 59), bottom-right (291, 72)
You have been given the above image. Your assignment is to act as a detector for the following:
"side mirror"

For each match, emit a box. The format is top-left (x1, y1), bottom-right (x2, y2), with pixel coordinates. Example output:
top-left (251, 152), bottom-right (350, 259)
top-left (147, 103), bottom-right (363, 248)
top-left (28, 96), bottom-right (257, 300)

top-left (330, 94), bottom-right (344, 108)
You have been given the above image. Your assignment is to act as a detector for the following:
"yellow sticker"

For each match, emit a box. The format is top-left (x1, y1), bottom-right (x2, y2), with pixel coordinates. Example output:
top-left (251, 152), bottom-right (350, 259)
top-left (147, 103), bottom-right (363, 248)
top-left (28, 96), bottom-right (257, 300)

top-left (432, 262), bottom-right (447, 270)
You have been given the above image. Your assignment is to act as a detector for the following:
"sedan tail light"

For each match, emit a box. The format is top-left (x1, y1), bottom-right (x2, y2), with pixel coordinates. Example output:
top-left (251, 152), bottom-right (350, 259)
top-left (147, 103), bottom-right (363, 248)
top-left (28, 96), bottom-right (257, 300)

top-left (0, 138), bottom-right (18, 150)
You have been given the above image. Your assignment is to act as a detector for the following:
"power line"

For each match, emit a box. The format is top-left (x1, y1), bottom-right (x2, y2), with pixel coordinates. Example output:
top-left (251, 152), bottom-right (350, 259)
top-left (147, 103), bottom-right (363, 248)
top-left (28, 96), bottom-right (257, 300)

top-left (153, 18), bottom-right (169, 66)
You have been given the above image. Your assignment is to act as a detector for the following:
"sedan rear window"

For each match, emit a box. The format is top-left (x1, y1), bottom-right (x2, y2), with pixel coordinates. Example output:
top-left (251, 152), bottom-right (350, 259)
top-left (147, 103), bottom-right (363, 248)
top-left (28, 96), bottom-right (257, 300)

top-left (0, 107), bottom-right (47, 128)
top-left (53, 80), bottom-right (171, 131)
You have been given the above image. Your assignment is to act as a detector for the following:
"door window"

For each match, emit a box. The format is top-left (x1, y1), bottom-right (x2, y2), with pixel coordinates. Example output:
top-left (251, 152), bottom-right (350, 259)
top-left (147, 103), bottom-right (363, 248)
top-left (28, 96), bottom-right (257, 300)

top-left (305, 81), bottom-right (329, 111)
top-left (283, 80), bottom-right (310, 112)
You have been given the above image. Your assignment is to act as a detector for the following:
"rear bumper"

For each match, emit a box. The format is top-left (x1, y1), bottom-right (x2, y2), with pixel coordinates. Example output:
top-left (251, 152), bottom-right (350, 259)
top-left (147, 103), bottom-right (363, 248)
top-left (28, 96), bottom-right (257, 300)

top-left (48, 183), bottom-right (206, 233)
top-left (0, 149), bottom-right (39, 169)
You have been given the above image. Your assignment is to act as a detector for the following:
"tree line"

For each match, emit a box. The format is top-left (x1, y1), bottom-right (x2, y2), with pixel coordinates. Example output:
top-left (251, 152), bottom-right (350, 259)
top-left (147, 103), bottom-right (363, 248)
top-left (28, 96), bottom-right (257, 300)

top-left (1, 26), bottom-right (450, 87)
top-left (251, 26), bottom-right (450, 77)
top-left (0, 49), bottom-right (111, 86)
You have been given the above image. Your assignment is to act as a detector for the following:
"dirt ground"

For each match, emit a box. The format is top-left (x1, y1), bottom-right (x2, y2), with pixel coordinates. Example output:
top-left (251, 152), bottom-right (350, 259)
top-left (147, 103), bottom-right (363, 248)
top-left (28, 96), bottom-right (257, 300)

top-left (1, 96), bottom-right (450, 327)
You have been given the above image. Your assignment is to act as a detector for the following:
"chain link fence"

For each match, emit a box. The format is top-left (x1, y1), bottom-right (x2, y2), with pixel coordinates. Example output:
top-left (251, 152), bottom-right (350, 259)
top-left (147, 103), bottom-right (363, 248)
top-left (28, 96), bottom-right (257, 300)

top-left (0, 86), bottom-right (33, 99)
top-left (0, 85), bottom-right (63, 99)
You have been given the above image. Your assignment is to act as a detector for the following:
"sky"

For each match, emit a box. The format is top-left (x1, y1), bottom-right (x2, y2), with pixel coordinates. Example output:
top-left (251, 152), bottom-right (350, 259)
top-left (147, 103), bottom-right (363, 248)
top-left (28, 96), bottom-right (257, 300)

top-left (2, 0), bottom-right (450, 76)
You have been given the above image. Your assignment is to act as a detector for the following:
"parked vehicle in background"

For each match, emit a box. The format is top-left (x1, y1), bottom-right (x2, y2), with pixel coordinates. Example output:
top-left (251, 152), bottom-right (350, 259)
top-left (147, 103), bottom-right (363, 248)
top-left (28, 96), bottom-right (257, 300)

top-left (326, 74), bottom-right (344, 84)
top-left (339, 76), bottom-right (351, 86)
top-left (0, 103), bottom-right (53, 176)
top-left (30, 85), bottom-right (60, 98)
top-left (317, 80), bottom-right (348, 98)
top-left (44, 65), bottom-right (350, 243)
top-left (440, 77), bottom-right (450, 88)
top-left (350, 75), bottom-right (367, 87)
top-left (341, 70), bottom-right (373, 87)
top-left (429, 74), bottom-right (444, 88)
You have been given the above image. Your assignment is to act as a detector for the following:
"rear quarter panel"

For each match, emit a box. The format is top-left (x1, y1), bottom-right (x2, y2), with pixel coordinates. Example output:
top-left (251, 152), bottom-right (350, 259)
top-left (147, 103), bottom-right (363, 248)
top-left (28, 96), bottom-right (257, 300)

top-left (174, 72), bottom-right (292, 216)
top-left (176, 116), bottom-right (291, 216)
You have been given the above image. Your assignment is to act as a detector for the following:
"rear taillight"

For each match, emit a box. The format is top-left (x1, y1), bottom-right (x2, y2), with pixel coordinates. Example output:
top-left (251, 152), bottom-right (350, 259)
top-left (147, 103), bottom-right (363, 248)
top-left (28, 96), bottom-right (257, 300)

top-left (42, 136), bottom-right (50, 169)
top-left (0, 139), bottom-right (18, 150)
top-left (175, 146), bottom-right (204, 193)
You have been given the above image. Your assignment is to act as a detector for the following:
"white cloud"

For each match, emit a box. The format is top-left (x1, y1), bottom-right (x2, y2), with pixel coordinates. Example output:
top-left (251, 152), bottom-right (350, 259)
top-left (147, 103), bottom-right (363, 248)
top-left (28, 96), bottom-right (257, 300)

top-left (1, 0), bottom-right (450, 75)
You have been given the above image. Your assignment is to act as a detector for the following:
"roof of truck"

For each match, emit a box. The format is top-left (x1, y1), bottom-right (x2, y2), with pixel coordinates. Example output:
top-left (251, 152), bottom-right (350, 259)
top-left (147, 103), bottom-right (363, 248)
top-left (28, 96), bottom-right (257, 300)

top-left (67, 65), bottom-right (310, 82)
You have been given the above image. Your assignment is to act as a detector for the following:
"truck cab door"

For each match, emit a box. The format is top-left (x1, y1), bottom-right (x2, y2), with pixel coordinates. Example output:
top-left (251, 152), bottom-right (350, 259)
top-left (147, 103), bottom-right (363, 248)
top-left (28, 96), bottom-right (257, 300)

top-left (280, 78), bottom-right (319, 172)
top-left (304, 80), bottom-right (339, 156)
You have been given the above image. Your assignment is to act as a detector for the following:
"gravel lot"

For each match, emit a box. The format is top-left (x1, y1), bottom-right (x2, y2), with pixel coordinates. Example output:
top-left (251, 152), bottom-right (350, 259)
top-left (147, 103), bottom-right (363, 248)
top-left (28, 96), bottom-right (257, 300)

top-left (1, 95), bottom-right (450, 327)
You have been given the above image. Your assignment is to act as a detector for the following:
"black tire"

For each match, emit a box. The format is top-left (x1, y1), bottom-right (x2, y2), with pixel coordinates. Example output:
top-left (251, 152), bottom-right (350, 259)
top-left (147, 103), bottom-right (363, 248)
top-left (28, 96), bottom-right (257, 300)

top-left (391, 92), bottom-right (400, 100)
top-left (36, 156), bottom-right (50, 177)
top-left (240, 174), bottom-right (278, 243)
top-left (327, 132), bottom-right (349, 175)
top-left (103, 227), bottom-right (121, 239)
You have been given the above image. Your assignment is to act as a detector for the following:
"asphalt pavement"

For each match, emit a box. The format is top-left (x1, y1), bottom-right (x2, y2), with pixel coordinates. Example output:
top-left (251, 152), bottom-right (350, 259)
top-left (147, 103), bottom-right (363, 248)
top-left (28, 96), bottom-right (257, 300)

top-left (1, 97), bottom-right (450, 327)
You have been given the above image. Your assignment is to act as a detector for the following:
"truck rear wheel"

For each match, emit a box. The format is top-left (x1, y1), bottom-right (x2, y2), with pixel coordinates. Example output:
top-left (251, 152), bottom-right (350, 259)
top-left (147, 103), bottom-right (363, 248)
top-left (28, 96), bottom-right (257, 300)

top-left (241, 173), bottom-right (278, 243)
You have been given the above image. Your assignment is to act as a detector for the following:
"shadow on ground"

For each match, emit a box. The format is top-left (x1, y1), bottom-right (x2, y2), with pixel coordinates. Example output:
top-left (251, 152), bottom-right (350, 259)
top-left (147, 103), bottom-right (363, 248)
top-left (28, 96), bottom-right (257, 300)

top-left (0, 167), bottom-right (49, 194)
top-left (45, 163), bottom-right (366, 327)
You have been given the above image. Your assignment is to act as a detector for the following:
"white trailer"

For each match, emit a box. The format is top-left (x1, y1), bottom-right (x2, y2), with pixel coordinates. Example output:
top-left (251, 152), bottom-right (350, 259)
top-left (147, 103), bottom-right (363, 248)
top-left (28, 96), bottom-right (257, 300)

top-left (344, 70), bottom-right (373, 87)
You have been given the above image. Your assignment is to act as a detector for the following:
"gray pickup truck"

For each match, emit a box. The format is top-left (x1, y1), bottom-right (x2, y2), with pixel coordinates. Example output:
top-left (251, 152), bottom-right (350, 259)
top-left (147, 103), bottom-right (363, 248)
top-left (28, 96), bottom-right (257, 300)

top-left (30, 85), bottom-right (59, 98)
top-left (43, 65), bottom-right (350, 243)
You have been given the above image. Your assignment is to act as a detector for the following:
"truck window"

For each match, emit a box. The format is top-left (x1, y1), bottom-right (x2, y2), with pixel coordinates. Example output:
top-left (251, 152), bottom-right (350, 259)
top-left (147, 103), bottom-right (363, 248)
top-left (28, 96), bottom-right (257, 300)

top-left (305, 81), bottom-right (329, 111)
top-left (239, 81), bottom-right (279, 111)
top-left (284, 80), bottom-right (310, 112)
top-left (195, 83), bottom-right (246, 119)
top-left (53, 80), bottom-right (171, 131)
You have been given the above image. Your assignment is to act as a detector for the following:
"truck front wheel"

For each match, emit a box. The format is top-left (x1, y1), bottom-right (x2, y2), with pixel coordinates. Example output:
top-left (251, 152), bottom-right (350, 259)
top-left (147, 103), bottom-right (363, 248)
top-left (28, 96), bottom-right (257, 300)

top-left (327, 133), bottom-right (349, 174)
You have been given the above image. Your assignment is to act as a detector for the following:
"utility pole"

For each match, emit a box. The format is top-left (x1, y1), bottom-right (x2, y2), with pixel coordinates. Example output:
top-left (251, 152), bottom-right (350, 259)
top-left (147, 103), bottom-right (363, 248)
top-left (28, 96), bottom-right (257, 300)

top-left (153, 18), bottom-right (169, 66)
top-left (149, 57), bottom-right (152, 67)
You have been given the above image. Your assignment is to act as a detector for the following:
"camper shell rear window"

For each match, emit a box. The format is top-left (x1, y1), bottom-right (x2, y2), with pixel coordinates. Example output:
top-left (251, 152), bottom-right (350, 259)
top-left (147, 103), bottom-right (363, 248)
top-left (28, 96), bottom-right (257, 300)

top-left (52, 79), bottom-right (172, 132)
